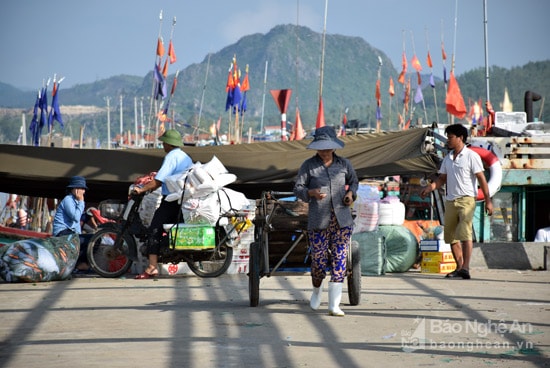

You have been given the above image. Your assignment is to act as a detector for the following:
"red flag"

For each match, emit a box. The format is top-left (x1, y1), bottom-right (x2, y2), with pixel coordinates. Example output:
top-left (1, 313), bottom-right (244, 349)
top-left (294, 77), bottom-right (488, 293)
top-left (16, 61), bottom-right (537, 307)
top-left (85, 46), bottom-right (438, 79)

top-left (389, 77), bottom-right (395, 97)
top-left (417, 71), bottom-right (422, 86)
top-left (426, 51), bottom-right (433, 69)
top-left (225, 66), bottom-right (235, 92)
top-left (411, 54), bottom-right (422, 72)
top-left (290, 107), bottom-right (306, 141)
top-left (445, 72), bottom-right (467, 119)
top-left (375, 79), bottom-right (381, 104)
top-left (397, 70), bottom-right (406, 85)
top-left (168, 40), bottom-right (177, 64)
top-left (241, 71), bottom-right (249, 92)
top-left (156, 37), bottom-right (165, 57)
top-left (441, 43), bottom-right (447, 61)
top-left (162, 58), bottom-right (169, 78)
top-left (315, 98), bottom-right (325, 129)
top-left (398, 52), bottom-right (407, 84)
top-left (170, 74), bottom-right (178, 96)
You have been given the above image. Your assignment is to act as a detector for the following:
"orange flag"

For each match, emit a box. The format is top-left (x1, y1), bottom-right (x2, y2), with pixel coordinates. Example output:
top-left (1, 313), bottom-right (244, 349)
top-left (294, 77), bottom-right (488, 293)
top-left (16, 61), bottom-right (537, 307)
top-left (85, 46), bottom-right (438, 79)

top-left (375, 79), bottom-right (381, 104)
top-left (241, 71), bottom-right (250, 92)
top-left (315, 98), bottom-right (326, 129)
top-left (441, 42), bottom-right (447, 61)
top-left (389, 77), bottom-right (395, 96)
top-left (411, 54), bottom-right (422, 72)
top-left (162, 58), bottom-right (169, 78)
top-left (168, 40), bottom-right (177, 64)
top-left (290, 107), bottom-right (306, 140)
top-left (445, 72), bottom-right (467, 119)
top-left (225, 67), bottom-right (235, 92)
top-left (156, 37), bottom-right (165, 57)
top-left (398, 52), bottom-right (407, 84)
top-left (426, 51), bottom-right (433, 69)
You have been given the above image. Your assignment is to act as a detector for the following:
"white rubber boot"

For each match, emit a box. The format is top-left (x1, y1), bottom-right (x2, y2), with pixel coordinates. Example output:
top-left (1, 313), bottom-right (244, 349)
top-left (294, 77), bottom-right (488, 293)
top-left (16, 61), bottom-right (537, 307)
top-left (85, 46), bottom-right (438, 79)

top-left (310, 284), bottom-right (323, 310)
top-left (328, 282), bottom-right (345, 316)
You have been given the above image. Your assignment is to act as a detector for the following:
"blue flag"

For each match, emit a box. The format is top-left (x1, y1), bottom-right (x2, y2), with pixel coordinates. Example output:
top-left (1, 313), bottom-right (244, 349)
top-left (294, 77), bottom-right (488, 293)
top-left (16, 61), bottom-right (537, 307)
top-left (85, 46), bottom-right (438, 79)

top-left (414, 85), bottom-right (424, 104)
top-left (153, 63), bottom-right (166, 100)
top-left (48, 85), bottom-right (64, 130)
top-left (240, 91), bottom-right (247, 114)
top-left (29, 91), bottom-right (40, 146)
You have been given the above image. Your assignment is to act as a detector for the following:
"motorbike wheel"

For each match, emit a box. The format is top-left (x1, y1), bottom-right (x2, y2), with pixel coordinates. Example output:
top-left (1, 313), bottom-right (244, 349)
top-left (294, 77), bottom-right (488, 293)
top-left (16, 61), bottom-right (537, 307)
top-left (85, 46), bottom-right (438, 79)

top-left (87, 227), bottom-right (134, 278)
top-left (186, 241), bottom-right (233, 278)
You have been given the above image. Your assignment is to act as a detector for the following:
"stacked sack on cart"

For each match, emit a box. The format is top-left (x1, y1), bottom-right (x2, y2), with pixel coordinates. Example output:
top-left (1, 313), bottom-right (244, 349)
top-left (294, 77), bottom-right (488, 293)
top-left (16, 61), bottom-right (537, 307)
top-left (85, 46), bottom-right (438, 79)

top-left (163, 155), bottom-right (252, 238)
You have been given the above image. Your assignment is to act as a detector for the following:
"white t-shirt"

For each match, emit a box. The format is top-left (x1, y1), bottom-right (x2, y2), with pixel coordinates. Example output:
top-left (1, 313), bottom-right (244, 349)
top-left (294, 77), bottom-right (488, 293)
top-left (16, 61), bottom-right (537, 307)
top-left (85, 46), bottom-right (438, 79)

top-left (534, 227), bottom-right (550, 242)
top-left (439, 146), bottom-right (485, 201)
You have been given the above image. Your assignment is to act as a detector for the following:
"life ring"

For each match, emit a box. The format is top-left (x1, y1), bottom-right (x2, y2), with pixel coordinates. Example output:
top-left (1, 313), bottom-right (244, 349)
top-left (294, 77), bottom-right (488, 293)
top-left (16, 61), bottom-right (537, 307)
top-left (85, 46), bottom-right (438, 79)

top-left (469, 145), bottom-right (502, 201)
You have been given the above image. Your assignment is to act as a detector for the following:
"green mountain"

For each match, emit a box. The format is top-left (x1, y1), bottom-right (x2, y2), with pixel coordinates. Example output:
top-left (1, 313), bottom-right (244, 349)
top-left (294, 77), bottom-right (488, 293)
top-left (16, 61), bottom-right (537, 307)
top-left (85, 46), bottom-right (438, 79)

top-left (0, 24), bottom-right (549, 144)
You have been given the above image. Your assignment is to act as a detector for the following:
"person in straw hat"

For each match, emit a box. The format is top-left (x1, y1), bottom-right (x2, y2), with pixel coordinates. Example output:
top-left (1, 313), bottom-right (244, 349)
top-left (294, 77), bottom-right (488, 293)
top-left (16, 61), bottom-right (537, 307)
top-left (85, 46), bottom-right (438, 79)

top-left (133, 129), bottom-right (193, 279)
top-left (293, 126), bottom-right (358, 316)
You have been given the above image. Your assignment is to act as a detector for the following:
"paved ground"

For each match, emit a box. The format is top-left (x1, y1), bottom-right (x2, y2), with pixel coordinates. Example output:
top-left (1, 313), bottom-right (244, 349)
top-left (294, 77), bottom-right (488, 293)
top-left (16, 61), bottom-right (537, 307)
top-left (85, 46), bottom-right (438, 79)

top-left (0, 269), bottom-right (549, 368)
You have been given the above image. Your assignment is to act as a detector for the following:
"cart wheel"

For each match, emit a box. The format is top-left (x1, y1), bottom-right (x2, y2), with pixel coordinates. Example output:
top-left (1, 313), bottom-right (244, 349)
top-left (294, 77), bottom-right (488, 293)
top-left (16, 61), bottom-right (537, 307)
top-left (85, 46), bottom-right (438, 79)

top-left (347, 240), bottom-right (362, 305)
top-left (249, 241), bottom-right (261, 307)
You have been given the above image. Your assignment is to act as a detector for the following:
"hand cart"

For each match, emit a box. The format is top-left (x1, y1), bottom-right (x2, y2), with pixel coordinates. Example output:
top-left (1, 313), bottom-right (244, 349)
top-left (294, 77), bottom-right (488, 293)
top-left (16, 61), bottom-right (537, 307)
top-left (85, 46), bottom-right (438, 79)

top-left (248, 191), bottom-right (362, 307)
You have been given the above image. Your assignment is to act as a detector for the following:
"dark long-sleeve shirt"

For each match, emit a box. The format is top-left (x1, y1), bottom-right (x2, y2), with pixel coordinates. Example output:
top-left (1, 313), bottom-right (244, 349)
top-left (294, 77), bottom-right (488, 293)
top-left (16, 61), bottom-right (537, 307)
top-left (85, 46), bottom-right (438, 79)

top-left (294, 153), bottom-right (358, 231)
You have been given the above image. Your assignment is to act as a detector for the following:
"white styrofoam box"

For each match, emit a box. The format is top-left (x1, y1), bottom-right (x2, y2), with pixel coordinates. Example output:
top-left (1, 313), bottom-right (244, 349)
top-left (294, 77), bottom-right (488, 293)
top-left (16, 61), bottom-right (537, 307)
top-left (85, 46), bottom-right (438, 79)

top-left (226, 247), bottom-right (250, 274)
top-left (378, 200), bottom-right (405, 226)
top-left (158, 262), bottom-right (194, 276)
top-left (419, 240), bottom-right (452, 252)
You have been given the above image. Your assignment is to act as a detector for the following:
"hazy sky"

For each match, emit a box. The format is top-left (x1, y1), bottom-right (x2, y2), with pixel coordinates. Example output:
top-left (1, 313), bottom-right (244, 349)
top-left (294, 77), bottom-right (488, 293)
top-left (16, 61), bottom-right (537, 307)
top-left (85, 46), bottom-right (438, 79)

top-left (1, 0), bottom-right (549, 90)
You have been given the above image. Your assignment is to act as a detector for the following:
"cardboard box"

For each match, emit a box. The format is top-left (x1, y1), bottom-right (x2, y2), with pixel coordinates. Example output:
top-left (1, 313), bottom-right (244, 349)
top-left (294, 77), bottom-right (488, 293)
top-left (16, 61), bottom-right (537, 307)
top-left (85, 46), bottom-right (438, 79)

top-left (419, 240), bottom-right (451, 252)
top-left (169, 224), bottom-right (215, 250)
top-left (420, 261), bottom-right (457, 274)
top-left (421, 251), bottom-right (454, 263)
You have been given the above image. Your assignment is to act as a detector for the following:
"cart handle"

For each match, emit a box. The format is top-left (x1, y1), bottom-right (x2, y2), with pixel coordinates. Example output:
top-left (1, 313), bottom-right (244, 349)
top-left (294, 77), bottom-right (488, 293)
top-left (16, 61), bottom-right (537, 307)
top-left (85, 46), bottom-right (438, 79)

top-left (263, 191), bottom-right (300, 218)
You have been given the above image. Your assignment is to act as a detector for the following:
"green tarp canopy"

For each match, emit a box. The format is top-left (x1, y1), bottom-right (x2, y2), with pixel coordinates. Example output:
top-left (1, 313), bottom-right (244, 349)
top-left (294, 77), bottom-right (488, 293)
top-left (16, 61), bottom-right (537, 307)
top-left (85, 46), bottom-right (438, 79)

top-left (0, 128), bottom-right (438, 202)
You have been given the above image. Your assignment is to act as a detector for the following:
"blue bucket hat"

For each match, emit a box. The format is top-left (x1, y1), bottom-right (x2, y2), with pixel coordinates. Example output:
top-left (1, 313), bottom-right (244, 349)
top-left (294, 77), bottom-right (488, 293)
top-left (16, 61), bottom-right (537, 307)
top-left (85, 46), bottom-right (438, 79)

top-left (306, 126), bottom-right (345, 150)
top-left (67, 176), bottom-right (88, 189)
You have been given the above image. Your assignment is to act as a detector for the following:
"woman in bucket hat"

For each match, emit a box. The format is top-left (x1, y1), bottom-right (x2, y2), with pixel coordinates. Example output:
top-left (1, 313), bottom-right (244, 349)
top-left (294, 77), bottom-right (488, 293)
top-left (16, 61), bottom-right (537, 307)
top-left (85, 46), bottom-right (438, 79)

top-left (53, 176), bottom-right (91, 272)
top-left (293, 126), bottom-right (358, 316)
top-left (133, 129), bottom-right (193, 279)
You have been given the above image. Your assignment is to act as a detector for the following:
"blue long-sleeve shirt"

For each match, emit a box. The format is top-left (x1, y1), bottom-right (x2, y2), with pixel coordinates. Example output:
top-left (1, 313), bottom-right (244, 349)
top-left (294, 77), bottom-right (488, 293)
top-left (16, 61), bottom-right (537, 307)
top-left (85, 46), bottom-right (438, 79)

top-left (52, 194), bottom-right (85, 236)
top-left (294, 153), bottom-right (358, 231)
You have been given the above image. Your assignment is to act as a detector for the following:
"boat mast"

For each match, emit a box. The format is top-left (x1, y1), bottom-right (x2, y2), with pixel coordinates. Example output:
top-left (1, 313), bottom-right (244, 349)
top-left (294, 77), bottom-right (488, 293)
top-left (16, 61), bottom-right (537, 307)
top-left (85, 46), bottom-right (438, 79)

top-left (260, 60), bottom-right (268, 133)
top-left (197, 52), bottom-right (211, 141)
top-left (318, 0), bottom-right (328, 99)
top-left (483, 0), bottom-right (490, 103)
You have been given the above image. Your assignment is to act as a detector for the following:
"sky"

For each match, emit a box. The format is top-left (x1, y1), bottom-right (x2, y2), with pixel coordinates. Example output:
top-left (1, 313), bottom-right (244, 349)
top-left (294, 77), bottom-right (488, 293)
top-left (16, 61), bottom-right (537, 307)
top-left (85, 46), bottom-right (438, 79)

top-left (1, 0), bottom-right (549, 90)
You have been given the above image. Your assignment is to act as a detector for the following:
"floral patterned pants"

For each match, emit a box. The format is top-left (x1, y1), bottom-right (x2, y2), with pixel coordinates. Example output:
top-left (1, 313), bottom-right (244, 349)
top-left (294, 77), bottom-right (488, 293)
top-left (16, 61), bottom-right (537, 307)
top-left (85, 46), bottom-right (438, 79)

top-left (307, 211), bottom-right (352, 283)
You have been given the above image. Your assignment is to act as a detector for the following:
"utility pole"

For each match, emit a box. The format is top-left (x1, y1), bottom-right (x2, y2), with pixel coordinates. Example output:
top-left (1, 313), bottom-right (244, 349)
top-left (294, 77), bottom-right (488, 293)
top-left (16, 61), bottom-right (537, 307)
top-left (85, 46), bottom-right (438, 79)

top-left (119, 94), bottom-right (124, 147)
top-left (105, 97), bottom-right (111, 149)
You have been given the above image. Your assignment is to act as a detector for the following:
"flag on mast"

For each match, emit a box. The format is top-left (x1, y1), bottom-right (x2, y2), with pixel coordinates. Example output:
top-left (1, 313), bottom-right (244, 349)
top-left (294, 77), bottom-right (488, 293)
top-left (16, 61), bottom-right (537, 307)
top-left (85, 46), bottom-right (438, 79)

top-left (240, 65), bottom-right (250, 114)
top-left (168, 40), bottom-right (177, 64)
top-left (48, 80), bottom-right (64, 130)
top-left (445, 72), bottom-right (466, 119)
top-left (29, 90), bottom-right (40, 146)
top-left (315, 98), bottom-right (326, 129)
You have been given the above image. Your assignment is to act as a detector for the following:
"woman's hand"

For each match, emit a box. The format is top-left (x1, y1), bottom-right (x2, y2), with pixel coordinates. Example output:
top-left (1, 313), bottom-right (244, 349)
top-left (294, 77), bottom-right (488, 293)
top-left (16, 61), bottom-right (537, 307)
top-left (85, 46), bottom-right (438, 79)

top-left (308, 188), bottom-right (327, 200)
top-left (343, 191), bottom-right (354, 206)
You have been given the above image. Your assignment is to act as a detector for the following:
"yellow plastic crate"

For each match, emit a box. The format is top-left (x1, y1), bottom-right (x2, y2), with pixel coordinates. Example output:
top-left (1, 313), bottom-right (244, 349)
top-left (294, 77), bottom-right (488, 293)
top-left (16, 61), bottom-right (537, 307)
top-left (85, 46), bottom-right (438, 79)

top-left (421, 251), bottom-right (454, 263)
top-left (420, 261), bottom-right (457, 274)
top-left (169, 224), bottom-right (216, 250)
